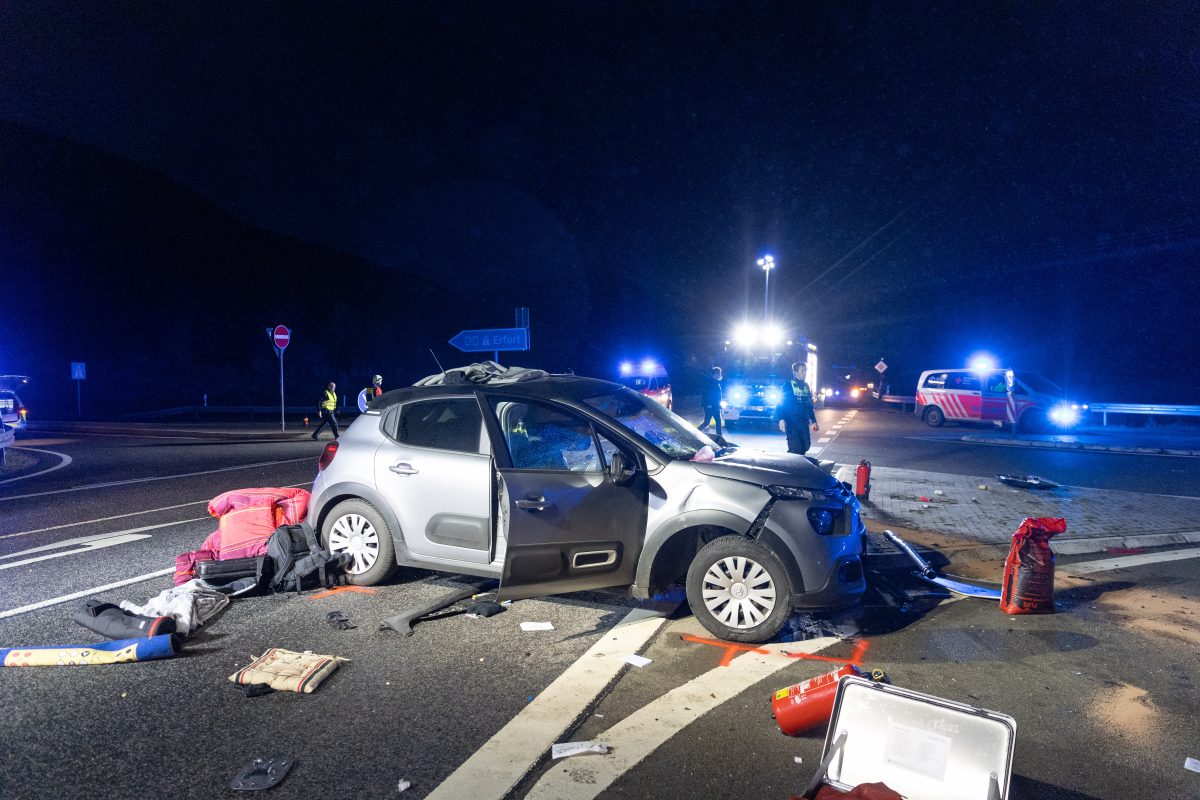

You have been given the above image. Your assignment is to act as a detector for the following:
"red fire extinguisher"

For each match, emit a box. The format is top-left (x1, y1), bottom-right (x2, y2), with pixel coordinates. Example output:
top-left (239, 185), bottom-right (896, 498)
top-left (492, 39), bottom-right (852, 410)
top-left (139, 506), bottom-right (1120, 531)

top-left (772, 663), bottom-right (860, 736)
top-left (855, 459), bottom-right (871, 499)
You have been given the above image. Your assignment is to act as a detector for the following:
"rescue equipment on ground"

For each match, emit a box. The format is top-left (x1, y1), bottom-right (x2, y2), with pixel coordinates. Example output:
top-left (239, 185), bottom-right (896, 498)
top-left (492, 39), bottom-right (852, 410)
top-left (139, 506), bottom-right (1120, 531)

top-left (798, 675), bottom-right (1016, 800)
top-left (773, 664), bottom-right (861, 735)
top-left (884, 530), bottom-right (1002, 600)
top-left (1, 634), bottom-right (182, 667)
top-left (854, 459), bottom-right (871, 499)
top-left (228, 647), bottom-right (347, 694)
top-left (73, 599), bottom-right (175, 640)
top-left (174, 487), bottom-right (311, 585)
top-left (1000, 517), bottom-right (1065, 615)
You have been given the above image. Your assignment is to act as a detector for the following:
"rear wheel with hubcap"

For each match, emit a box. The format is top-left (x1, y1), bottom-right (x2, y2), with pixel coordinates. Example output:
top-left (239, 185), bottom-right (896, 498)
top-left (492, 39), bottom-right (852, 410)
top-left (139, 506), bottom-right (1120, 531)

top-left (321, 499), bottom-right (396, 586)
top-left (923, 406), bottom-right (946, 427)
top-left (685, 536), bottom-right (791, 643)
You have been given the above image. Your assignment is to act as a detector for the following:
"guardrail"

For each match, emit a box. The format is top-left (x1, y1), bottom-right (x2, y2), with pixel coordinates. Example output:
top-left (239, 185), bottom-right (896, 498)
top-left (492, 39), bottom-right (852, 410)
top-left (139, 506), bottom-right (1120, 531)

top-left (1089, 403), bottom-right (1200, 426)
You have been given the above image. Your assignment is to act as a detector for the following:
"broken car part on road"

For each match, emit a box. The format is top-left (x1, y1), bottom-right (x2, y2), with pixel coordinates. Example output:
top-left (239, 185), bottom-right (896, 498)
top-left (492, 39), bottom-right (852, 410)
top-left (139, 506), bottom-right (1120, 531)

top-left (883, 530), bottom-right (1002, 600)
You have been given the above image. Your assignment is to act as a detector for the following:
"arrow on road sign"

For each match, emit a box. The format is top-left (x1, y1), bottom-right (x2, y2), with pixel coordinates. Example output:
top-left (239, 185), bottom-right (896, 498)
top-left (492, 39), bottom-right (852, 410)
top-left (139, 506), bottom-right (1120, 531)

top-left (449, 327), bottom-right (529, 353)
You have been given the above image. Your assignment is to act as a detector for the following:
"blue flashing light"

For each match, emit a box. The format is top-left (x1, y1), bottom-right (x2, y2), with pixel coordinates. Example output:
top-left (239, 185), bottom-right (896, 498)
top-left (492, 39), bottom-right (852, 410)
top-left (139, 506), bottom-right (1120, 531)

top-left (765, 388), bottom-right (782, 406)
top-left (619, 361), bottom-right (633, 376)
top-left (641, 358), bottom-right (657, 375)
top-left (1048, 403), bottom-right (1081, 428)
top-left (968, 353), bottom-right (997, 374)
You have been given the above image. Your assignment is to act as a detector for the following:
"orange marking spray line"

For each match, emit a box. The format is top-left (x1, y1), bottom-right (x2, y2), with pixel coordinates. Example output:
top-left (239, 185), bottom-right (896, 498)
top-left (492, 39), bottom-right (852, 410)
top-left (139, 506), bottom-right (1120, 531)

top-left (309, 586), bottom-right (379, 600)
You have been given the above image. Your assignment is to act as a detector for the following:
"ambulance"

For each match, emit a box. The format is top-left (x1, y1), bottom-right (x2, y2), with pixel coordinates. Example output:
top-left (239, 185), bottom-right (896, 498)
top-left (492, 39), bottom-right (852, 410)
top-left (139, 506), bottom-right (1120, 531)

top-left (914, 368), bottom-right (1084, 429)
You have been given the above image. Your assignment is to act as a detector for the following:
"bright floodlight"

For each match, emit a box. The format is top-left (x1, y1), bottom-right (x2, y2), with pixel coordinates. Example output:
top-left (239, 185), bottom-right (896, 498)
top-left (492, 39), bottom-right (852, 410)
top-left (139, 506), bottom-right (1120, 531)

top-left (619, 361), bottom-right (633, 375)
top-left (733, 323), bottom-right (757, 348)
top-left (640, 358), bottom-right (656, 375)
top-left (757, 254), bottom-right (775, 271)
top-left (762, 324), bottom-right (785, 348)
top-left (968, 354), bottom-right (997, 373)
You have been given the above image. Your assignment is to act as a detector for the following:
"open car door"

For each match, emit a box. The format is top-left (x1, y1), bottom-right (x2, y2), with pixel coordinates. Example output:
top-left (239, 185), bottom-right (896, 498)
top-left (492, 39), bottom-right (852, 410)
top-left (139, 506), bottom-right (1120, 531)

top-left (487, 397), bottom-right (648, 601)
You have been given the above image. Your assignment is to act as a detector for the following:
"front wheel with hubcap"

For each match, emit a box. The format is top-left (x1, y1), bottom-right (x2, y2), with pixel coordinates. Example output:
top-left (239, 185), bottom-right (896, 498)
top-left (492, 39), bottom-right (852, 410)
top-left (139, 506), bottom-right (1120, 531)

top-left (685, 536), bottom-right (791, 643)
top-left (923, 406), bottom-right (946, 427)
top-left (321, 499), bottom-right (396, 586)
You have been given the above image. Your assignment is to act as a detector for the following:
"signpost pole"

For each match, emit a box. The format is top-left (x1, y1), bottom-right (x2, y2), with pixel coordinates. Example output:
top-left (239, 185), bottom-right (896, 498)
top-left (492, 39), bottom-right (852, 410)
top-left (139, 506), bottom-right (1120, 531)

top-left (269, 326), bottom-right (291, 433)
top-left (278, 346), bottom-right (285, 433)
top-left (76, 379), bottom-right (81, 418)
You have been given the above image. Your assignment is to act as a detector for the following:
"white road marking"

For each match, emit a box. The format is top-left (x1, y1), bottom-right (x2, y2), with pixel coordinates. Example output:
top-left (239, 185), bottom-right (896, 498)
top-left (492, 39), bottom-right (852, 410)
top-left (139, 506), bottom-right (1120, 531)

top-left (425, 602), bottom-right (678, 800)
top-left (0, 456), bottom-right (315, 503)
top-left (0, 480), bottom-right (312, 540)
top-left (1063, 546), bottom-right (1200, 575)
top-left (2, 517), bottom-right (206, 545)
top-left (0, 447), bottom-right (73, 486)
top-left (805, 408), bottom-right (856, 458)
top-left (526, 634), bottom-right (840, 800)
top-left (0, 568), bottom-right (174, 620)
top-left (817, 438), bottom-right (832, 444)
top-left (0, 531), bottom-right (156, 570)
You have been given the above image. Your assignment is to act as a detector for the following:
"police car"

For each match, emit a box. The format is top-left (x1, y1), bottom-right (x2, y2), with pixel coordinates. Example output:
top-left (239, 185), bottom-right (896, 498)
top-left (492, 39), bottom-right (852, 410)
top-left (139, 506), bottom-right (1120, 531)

top-left (914, 368), bottom-right (1085, 429)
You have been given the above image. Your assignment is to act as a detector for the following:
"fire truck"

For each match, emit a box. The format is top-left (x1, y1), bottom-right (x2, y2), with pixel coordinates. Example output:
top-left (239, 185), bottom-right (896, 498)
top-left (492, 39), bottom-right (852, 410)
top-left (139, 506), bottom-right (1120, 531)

top-left (718, 322), bottom-right (819, 428)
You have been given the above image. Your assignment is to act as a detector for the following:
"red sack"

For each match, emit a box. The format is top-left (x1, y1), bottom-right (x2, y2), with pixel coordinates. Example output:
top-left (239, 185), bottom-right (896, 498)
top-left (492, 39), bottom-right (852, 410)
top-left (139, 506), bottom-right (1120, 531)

top-left (999, 516), bottom-right (1066, 614)
top-left (174, 488), bottom-right (311, 585)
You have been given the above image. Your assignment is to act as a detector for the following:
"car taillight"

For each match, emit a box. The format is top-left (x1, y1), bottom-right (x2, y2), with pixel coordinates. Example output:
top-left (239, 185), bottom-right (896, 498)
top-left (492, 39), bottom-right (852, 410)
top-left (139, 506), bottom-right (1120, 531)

top-left (317, 441), bottom-right (339, 471)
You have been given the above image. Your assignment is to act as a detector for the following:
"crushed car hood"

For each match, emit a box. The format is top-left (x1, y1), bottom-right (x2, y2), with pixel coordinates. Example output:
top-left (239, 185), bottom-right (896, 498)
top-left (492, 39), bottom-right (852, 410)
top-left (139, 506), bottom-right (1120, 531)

top-left (691, 448), bottom-right (839, 490)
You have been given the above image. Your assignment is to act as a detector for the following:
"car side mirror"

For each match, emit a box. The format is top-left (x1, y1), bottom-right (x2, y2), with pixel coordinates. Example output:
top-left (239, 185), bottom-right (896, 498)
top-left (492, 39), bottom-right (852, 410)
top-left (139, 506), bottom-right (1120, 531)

top-left (608, 451), bottom-right (637, 485)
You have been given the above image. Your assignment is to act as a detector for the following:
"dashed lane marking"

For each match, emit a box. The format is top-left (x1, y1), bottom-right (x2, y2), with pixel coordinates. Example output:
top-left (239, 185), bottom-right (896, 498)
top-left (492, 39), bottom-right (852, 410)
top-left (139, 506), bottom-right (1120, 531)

top-left (0, 457), bottom-right (314, 502)
top-left (0, 568), bottom-right (174, 620)
top-left (425, 602), bottom-right (679, 800)
top-left (808, 408), bottom-right (856, 457)
top-left (526, 635), bottom-right (840, 800)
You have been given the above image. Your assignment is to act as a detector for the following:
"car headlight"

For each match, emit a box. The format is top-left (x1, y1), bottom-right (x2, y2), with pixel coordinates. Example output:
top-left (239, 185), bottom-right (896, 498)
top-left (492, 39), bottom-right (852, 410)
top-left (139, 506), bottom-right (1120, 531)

top-left (731, 388), bottom-right (746, 402)
top-left (768, 485), bottom-right (824, 501)
top-left (765, 388), bottom-right (782, 405)
top-left (1048, 403), bottom-right (1080, 427)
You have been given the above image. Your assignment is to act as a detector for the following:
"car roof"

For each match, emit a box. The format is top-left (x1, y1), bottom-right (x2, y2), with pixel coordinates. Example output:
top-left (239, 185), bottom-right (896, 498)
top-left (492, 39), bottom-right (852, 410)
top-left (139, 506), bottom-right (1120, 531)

top-left (373, 374), bottom-right (626, 411)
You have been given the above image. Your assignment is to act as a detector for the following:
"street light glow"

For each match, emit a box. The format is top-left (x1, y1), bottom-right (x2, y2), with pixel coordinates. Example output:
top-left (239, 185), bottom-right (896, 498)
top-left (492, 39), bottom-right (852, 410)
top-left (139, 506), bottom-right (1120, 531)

top-left (757, 254), bottom-right (775, 271)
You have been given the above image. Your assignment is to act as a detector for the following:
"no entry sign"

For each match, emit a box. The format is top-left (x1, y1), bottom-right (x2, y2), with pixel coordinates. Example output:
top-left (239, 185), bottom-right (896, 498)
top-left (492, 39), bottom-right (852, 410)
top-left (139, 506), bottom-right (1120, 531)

top-left (273, 325), bottom-right (291, 350)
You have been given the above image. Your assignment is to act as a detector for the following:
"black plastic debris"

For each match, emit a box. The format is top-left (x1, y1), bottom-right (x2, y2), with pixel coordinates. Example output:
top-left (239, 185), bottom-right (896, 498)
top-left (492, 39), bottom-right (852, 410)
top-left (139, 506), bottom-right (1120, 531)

top-left (326, 611), bottom-right (356, 631)
top-left (464, 600), bottom-right (505, 618)
top-left (996, 474), bottom-right (1060, 490)
top-left (230, 757), bottom-right (294, 791)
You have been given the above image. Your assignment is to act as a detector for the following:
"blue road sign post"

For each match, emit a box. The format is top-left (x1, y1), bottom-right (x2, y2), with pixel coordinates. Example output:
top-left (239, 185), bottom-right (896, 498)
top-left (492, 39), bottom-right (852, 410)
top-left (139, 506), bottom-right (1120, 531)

top-left (449, 327), bottom-right (529, 360)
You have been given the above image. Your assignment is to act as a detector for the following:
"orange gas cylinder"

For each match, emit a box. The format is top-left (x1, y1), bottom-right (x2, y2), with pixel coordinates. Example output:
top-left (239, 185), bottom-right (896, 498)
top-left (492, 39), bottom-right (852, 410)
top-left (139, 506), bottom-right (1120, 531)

top-left (772, 664), bottom-right (860, 736)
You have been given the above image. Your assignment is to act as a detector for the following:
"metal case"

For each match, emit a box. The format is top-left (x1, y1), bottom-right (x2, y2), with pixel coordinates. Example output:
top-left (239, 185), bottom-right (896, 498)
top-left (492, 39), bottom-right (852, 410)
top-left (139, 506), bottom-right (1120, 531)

top-left (809, 676), bottom-right (1016, 800)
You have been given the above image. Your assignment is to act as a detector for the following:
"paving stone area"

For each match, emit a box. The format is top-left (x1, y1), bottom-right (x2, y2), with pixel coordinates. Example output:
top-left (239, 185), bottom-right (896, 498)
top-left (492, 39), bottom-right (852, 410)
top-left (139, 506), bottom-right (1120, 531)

top-left (837, 465), bottom-right (1200, 554)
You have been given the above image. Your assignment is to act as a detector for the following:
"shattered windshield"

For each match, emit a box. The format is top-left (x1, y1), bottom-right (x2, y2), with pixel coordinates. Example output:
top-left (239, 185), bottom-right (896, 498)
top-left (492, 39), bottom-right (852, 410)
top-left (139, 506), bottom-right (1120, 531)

top-left (584, 388), bottom-right (715, 459)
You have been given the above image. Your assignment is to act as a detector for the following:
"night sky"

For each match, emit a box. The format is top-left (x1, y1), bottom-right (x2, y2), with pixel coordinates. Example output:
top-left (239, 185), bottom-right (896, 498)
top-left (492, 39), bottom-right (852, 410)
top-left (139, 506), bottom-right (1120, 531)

top-left (2, 2), bottom-right (1198, 412)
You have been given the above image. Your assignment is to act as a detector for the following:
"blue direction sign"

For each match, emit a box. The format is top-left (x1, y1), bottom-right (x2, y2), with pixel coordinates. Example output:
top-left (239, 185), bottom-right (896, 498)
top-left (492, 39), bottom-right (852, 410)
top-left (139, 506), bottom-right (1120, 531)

top-left (449, 327), bottom-right (529, 353)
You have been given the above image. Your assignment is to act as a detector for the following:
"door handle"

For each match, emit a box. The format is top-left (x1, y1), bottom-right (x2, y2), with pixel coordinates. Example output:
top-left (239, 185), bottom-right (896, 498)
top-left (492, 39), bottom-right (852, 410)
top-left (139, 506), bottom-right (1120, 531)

top-left (389, 462), bottom-right (419, 476)
top-left (516, 495), bottom-right (553, 511)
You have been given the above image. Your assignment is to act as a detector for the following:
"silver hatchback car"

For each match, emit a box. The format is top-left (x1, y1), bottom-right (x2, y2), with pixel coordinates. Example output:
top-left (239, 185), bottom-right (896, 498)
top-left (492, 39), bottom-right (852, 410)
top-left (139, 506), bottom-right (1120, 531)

top-left (309, 374), bottom-right (866, 643)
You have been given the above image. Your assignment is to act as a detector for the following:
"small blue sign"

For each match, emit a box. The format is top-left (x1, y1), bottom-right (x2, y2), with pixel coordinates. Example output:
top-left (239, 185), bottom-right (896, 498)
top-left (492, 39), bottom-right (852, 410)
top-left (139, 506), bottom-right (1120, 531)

top-left (71, 362), bottom-right (87, 380)
top-left (449, 327), bottom-right (529, 353)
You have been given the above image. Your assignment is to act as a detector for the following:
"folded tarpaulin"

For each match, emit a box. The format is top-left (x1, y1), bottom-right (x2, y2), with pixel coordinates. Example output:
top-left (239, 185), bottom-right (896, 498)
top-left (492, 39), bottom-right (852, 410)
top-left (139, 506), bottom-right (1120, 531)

top-left (0, 634), bottom-right (181, 667)
top-left (175, 487), bottom-right (311, 585)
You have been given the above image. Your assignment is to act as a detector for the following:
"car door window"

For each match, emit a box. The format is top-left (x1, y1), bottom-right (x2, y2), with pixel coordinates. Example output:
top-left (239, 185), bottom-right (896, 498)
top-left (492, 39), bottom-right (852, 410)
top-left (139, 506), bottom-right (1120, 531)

top-left (395, 398), bottom-right (484, 454)
top-left (923, 373), bottom-right (947, 389)
top-left (947, 372), bottom-right (979, 391)
top-left (490, 399), bottom-right (602, 472)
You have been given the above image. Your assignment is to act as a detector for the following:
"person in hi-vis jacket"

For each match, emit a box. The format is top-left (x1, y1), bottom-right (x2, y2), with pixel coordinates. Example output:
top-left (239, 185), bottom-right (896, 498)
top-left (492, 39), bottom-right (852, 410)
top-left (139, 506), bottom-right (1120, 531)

top-left (773, 362), bottom-right (819, 455)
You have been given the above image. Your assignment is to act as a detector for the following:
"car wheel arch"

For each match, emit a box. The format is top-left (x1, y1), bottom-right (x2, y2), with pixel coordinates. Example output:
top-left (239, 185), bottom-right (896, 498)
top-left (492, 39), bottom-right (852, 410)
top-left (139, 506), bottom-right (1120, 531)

top-left (636, 511), bottom-right (804, 599)
top-left (312, 480), bottom-right (412, 563)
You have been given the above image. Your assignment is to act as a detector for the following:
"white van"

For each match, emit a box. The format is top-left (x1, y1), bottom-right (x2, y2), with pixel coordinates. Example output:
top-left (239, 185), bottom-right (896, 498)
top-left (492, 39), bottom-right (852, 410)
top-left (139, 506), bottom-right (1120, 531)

top-left (914, 368), bottom-right (1075, 429)
top-left (0, 375), bottom-right (30, 430)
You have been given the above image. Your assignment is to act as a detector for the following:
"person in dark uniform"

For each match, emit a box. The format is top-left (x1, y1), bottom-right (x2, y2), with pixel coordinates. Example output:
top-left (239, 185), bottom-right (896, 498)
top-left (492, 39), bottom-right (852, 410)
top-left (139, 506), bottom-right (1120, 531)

top-left (697, 367), bottom-right (724, 436)
top-left (774, 361), bottom-right (819, 455)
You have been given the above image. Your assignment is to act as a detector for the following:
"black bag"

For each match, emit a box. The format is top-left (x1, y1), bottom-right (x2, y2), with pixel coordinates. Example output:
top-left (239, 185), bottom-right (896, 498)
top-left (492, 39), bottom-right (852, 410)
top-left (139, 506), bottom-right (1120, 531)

top-left (196, 556), bottom-right (266, 582)
top-left (265, 522), bottom-right (350, 594)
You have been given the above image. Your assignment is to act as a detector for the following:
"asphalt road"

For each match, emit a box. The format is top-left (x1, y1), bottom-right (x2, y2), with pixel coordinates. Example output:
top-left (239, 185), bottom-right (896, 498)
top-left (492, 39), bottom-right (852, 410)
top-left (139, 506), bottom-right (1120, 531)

top-left (1, 412), bottom-right (1198, 799)
top-left (726, 405), bottom-right (1200, 497)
